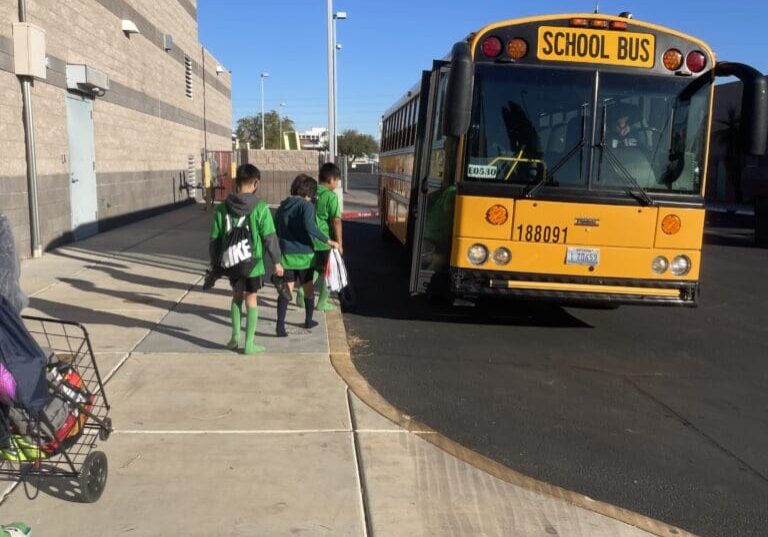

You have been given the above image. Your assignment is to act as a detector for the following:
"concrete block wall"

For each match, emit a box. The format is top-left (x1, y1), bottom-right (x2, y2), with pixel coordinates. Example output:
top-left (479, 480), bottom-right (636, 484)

top-left (0, 0), bottom-right (232, 256)
top-left (245, 150), bottom-right (320, 205)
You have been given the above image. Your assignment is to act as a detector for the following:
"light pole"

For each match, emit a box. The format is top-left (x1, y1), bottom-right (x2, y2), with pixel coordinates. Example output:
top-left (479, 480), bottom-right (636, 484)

top-left (278, 102), bottom-right (287, 149)
top-left (260, 72), bottom-right (270, 150)
top-left (326, 0), bottom-right (335, 161)
top-left (333, 11), bottom-right (347, 159)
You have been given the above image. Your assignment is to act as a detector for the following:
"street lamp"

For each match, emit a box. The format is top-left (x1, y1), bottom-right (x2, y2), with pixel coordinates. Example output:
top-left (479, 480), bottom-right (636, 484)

top-left (279, 102), bottom-right (287, 149)
top-left (260, 72), bottom-right (270, 150)
top-left (326, 1), bottom-right (334, 161)
top-left (333, 11), bottom-right (347, 159)
top-left (327, 2), bottom-right (347, 162)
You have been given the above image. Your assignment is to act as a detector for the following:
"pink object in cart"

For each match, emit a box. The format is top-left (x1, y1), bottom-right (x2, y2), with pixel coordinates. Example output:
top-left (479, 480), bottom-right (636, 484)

top-left (0, 362), bottom-right (17, 404)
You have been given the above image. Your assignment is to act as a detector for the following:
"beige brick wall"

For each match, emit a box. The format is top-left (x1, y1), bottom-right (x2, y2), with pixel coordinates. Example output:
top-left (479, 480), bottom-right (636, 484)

top-left (202, 46), bottom-right (232, 151)
top-left (246, 150), bottom-right (320, 205)
top-left (0, 68), bottom-right (31, 253)
top-left (0, 0), bottom-right (232, 256)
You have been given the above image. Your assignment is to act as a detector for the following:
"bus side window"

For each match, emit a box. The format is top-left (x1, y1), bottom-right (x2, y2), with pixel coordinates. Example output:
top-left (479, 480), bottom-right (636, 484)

top-left (428, 74), bottom-right (449, 182)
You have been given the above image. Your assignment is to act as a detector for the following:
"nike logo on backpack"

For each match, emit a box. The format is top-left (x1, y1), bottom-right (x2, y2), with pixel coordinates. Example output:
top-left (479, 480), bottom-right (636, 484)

top-left (222, 239), bottom-right (252, 268)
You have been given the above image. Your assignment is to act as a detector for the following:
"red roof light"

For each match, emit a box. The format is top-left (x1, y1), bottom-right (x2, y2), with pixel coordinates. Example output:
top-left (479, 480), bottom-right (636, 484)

top-left (686, 51), bottom-right (707, 73)
top-left (481, 36), bottom-right (503, 58)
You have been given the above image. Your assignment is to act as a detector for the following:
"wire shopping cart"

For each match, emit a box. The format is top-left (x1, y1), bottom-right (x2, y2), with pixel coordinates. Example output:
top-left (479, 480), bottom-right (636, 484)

top-left (0, 316), bottom-right (113, 503)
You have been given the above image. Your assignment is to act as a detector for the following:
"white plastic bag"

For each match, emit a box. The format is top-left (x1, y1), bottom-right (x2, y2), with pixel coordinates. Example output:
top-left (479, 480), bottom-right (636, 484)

top-left (325, 249), bottom-right (348, 293)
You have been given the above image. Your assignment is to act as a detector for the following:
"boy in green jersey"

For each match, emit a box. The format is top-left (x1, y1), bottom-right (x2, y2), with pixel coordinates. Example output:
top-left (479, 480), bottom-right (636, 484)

top-left (209, 164), bottom-right (283, 354)
top-left (296, 162), bottom-right (343, 311)
top-left (275, 175), bottom-right (339, 336)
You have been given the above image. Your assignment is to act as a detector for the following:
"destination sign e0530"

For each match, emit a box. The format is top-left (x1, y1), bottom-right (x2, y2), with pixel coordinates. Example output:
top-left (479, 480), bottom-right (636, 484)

top-left (537, 26), bottom-right (655, 68)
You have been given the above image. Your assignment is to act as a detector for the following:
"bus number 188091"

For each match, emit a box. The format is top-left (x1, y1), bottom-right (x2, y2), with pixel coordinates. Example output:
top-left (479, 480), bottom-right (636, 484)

top-left (516, 224), bottom-right (568, 244)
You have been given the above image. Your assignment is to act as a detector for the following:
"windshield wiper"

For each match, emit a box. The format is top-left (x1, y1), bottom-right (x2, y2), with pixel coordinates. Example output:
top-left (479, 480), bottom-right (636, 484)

top-left (524, 102), bottom-right (588, 199)
top-left (595, 99), bottom-right (655, 206)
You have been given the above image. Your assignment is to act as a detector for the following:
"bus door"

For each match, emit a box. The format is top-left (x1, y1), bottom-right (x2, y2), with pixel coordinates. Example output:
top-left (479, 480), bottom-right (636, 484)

top-left (409, 66), bottom-right (454, 295)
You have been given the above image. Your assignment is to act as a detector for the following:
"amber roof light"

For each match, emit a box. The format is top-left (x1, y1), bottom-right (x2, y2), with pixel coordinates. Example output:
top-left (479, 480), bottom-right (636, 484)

top-left (507, 38), bottom-right (528, 60)
top-left (663, 49), bottom-right (684, 71)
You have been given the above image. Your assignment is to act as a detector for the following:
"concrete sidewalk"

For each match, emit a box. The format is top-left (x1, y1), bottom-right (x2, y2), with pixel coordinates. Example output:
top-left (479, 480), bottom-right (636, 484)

top-left (3, 203), bottom-right (664, 536)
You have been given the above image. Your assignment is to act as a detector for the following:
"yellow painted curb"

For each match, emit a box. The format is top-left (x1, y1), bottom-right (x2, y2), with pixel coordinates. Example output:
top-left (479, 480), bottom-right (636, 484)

top-left (326, 308), bottom-right (698, 537)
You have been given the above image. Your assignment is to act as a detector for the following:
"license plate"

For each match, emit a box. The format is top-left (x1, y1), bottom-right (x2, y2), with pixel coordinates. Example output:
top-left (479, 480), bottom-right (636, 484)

top-left (566, 247), bottom-right (600, 266)
top-left (537, 26), bottom-right (655, 68)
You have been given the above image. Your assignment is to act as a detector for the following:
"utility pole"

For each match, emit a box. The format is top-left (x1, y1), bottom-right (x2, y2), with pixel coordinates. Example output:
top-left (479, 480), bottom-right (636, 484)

top-left (326, 0), bottom-right (335, 161)
top-left (18, 0), bottom-right (42, 257)
top-left (333, 11), bottom-right (347, 157)
top-left (279, 102), bottom-right (286, 149)
top-left (260, 72), bottom-right (269, 150)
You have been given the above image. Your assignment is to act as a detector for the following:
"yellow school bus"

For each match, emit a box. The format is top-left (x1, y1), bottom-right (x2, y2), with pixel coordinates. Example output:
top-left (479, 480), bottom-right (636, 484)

top-left (379, 12), bottom-right (767, 305)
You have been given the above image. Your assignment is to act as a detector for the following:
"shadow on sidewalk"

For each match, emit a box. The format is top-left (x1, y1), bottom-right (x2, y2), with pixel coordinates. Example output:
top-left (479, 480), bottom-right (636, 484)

top-left (30, 296), bottom-right (227, 350)
top-left (342, 220), bottom-right (592, 329)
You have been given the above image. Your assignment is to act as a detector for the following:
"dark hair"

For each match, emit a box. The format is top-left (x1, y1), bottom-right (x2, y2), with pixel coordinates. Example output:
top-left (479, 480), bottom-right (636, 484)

top-left (319, 162), bottom-right (340, 184)
top-left (235, 164), bottom-right (261, 187)
top-left (290, 174), bottom-right (318, 198)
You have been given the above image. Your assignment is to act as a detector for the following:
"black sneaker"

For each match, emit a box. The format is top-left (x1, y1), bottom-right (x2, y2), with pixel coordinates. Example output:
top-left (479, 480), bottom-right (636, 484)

top-left (203, 268), bottom-right (220, 291)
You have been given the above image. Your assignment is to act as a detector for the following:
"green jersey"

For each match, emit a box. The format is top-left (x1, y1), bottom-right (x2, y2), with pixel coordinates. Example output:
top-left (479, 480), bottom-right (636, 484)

top-left (281, 252), bottom-right (315, 270)
top-left (313, 184), bottom-right (341, 251)
top-left (210, 201), bottom-right (276, 278)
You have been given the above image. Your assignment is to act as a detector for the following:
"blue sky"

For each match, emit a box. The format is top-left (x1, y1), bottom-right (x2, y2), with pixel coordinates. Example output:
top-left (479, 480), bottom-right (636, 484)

top-left (198, 1), bottom-right (768, 139)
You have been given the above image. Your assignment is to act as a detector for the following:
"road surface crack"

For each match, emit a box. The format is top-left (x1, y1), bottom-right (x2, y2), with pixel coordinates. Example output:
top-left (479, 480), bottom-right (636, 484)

top-left (627, 378), bottom-right (768, 485)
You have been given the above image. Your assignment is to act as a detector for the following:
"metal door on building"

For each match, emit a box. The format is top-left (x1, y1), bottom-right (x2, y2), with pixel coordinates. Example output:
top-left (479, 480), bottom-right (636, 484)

top-left (66, 94), bottom-right (99, 240)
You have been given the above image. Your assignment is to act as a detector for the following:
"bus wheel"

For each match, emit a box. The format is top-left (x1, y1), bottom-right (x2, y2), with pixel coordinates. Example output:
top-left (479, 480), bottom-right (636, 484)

top-left (381, 225), bottom-right (398, 243)
top-left (426, 273), bottom-right (452, 305)
top-left (380, 199), bottom-right (397, 242)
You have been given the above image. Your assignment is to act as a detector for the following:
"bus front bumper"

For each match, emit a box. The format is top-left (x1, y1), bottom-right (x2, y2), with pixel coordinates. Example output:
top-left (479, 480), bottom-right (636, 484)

top-left (450, 269), bottom-right (699, 306)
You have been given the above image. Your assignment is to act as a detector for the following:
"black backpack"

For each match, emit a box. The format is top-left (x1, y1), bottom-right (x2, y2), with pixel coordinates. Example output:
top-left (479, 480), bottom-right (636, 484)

top-left (219, 214), bottom-right (256, 279)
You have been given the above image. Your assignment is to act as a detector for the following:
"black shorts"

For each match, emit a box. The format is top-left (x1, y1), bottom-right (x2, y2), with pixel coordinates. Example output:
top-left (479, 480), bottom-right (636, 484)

top-left (314, 250), bottom-right (331, 271)
top-left (229, 276), bottom-right (264, 293)
top-left (285, 268), bottom-right (314, 285)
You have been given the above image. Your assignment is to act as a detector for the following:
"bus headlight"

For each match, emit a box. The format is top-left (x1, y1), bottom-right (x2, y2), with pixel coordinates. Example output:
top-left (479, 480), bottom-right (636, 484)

top-left (670, 255), bottom-right (691, 276)
top-left (651, 256), bottom-right (669, 274)
top-left (492, 247), bottom-right (511, 266)
top-left (467, 244), bottom-right (489, 265)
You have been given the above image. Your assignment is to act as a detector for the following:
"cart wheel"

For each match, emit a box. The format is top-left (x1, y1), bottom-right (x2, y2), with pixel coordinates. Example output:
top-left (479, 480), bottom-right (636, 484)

top-left (79, 451), bottom-right (108, 503)
top-left (98, 417), bottom-right (113, 441)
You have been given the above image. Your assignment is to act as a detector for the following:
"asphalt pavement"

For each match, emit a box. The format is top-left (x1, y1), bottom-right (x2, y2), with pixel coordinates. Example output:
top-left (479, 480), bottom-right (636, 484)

top-left (341, 184), bottom-right (768, 537)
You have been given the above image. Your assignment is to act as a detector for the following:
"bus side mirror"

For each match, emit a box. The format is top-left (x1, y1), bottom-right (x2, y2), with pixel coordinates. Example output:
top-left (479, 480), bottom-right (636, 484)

top-left (715, 62), bottom-right (768, 156)
top-left (442, 42), bottom-right (474, 138)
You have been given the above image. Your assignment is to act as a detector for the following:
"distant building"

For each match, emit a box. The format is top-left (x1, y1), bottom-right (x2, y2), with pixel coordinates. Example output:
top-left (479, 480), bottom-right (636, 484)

top-left (1, 1), bottom-right (232, 256)
top-left (708, 82), bottom-right (768, 208)
top-left (299, 127), bottom-right (329, 151)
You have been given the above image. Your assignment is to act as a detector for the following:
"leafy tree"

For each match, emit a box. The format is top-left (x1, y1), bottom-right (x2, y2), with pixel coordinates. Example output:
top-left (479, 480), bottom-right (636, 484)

top-left (236, 111), bottom-right (296, 150)
top-left (338, 129), bottom-right (379, 161)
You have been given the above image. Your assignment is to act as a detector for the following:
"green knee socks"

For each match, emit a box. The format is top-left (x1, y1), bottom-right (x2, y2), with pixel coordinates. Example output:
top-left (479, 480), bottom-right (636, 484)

top-left (226, 300), bottom-right (242, 350)
top-left (244, 306), bottom-right (265, 355)
top-left (228, 302), bottom-right (265, 354)
top-left (316, 277), bottom-right (335, 312)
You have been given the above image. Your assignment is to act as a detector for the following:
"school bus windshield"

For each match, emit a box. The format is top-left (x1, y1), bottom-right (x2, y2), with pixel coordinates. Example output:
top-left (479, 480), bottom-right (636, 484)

top-left (465, 64), bottom-right (711, 195)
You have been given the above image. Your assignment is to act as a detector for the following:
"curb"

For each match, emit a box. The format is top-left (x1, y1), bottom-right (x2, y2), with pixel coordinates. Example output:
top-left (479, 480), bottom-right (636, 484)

top-left (342, 210), bottom-right (379, 220)
top-left (324, 307), bottom-right (700, 537)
